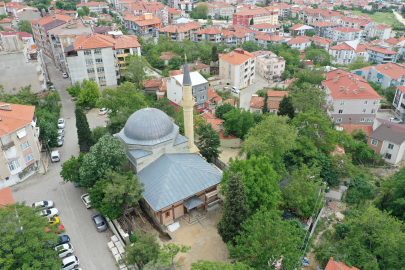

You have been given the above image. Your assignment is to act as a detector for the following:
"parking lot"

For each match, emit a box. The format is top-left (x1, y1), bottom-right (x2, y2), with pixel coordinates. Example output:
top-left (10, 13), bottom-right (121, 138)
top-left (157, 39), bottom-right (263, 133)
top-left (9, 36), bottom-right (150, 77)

top-left (10, 57), bottom-right (118, 270)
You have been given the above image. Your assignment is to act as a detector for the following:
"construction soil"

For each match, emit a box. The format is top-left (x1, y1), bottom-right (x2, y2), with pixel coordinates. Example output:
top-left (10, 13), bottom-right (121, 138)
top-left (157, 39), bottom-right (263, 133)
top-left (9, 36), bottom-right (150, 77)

top-left (218, 147), bottom-right (240, 164)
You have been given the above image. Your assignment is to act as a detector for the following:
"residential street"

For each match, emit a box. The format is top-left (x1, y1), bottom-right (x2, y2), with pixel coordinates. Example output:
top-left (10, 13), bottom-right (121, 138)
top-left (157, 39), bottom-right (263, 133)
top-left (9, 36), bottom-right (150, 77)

top-left (237, 74), bottom-right (273, 110)
top-left (11, 57), bottom-right (118, 270)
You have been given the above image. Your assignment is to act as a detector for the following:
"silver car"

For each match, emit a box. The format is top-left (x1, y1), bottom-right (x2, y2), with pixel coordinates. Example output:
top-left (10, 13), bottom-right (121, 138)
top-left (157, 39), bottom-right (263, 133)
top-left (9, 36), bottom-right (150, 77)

top-left (39, 208), bottom-right (59, 217)
top-left (58, 118), bottom-right (65, 129)
top-left (389, 117), bottom-right (403, 124)
top-left (61, 255), bottom-right (79, 270)
top-left (57, 136), bottom-right (63, 147)
top-left (54, 243), bottom-right (74, 258)
top-left (32, 201), bottom-right (54, 210)
top-left (58, 129), bottom-right (65, 138)
top-left (91, 212), bottom-right (107, 232)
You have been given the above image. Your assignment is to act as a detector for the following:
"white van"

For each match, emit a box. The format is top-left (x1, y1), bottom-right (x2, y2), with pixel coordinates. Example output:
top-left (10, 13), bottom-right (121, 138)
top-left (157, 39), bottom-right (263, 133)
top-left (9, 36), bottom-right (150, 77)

top-left (51, 151), bottom-right (60, 162)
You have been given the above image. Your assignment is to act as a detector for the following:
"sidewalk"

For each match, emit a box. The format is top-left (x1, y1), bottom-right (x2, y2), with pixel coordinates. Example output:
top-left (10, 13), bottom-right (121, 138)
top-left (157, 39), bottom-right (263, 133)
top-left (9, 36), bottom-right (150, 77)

top-left (38, 152), bottom-right (49, 174)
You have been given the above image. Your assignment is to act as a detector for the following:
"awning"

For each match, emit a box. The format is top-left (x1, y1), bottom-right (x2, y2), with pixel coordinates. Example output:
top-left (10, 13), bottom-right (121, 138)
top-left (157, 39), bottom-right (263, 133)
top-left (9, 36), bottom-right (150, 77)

top-left (182, 196), bottom-right (204, 210)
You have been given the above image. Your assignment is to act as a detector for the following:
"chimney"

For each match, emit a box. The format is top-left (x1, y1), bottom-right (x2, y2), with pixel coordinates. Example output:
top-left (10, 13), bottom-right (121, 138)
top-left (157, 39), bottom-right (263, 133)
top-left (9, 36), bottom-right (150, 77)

top-left (360, 86), bottom-right (365, 91)
top-left (385, 67), bottom-right (387, 70)
top-left (333, 77), bottom-right (338, 83)
top-left (355, 78), bottom-right (359, 85)
top-left (0, 104), bottom-right (12, 111)
top-left (339, 86), bottom-right (344, 91)
top-left (346, 89), bottom-right (349, 94)
top-left (337, 70), bottom-right (341, 74)
top-left (354, 89), bottom-right (358, 94)
top-left (53, 14), bottom-right (55, 20)
top-left (390, 65), bottom-right (392, 68)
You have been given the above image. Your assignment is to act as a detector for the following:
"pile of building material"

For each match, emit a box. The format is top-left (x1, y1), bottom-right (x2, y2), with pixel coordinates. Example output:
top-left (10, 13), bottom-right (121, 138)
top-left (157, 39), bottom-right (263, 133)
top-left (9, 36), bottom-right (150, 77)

top-left (107, 235), bottom-right (136, 270)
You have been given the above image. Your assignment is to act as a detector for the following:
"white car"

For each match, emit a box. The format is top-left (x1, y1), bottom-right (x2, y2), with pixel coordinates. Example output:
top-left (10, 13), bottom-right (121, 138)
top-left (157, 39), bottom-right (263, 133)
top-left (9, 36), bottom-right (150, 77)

top-left (99, 108), bottom-right (108, 115)
top-left (58, 129), bottom-right (65, 138)
top-left (389, 117), bottom-right (403, 124)
top-left (57, 136), bottom-right (63, 147)
top-left (51, 150), bottom-right (60, 162)
top-left (54, 243), bottom-right (74, 258)
top-left (32, 201), bottom-right (55, 210)
top-left (231, 87), bottom-right (240, 94)
top-left (62, 73), bottom-right (69, 78)
top-left (62, 255), bottom-right (79, 270)
top-left (81, 193), bottom-right (91, 209)
top-left (58, 118), bottom-right (65, 129)
top-left (39, 208), bottom-right (59, 217)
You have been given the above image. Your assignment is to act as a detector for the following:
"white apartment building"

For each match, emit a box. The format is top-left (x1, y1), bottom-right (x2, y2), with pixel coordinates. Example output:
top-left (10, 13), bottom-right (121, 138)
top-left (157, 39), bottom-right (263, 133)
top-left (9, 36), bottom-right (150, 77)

top-left (366, 46), bottom-right (398, 64)
top-left (327, 27), bottom-right (362, 42)
top-left (219, 48), bottom-right (256, 89)
top-left (76, 1), bottom-right (109, 14)
top-left (287, 38), bottom-right (311, 50)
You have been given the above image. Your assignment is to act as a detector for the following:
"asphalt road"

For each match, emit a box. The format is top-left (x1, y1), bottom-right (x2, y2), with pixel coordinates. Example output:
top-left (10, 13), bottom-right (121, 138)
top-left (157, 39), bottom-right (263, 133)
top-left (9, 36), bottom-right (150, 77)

top-left (11, 57), bottom-right (118, 270)
top-left (237, 74), bottom-right (272, 110)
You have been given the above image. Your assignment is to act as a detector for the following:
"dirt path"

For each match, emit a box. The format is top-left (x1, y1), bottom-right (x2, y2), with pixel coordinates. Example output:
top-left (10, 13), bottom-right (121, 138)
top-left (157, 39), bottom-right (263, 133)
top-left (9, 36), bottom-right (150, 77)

top-left (393, 10), bottom-right (405, 25)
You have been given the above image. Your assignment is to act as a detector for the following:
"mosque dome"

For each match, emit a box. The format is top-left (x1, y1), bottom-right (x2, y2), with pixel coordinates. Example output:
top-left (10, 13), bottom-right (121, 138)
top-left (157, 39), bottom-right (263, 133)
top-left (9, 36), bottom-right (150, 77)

top-left (123, 107), bottom-right (176, 144)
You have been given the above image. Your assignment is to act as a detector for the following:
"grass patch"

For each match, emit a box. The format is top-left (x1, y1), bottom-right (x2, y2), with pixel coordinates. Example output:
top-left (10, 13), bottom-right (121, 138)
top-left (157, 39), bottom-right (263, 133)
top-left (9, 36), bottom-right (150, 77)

top-left (350, 10), bottom-right (400, 27)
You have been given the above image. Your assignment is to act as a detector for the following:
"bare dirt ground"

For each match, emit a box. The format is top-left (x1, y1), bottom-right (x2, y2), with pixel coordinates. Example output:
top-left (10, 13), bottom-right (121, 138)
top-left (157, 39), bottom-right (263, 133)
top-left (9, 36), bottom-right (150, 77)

top-left (218, 147), bottom-right (240, 164)
top-left (167, 209), bottom-right (229, 270)
top-left (86, 108), bottom-right (109, 129)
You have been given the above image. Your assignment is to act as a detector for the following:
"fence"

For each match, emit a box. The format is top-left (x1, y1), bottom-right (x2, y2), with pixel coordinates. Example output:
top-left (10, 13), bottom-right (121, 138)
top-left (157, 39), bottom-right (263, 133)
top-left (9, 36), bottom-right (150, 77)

top-left (211, 158), bottom-right (229, 171)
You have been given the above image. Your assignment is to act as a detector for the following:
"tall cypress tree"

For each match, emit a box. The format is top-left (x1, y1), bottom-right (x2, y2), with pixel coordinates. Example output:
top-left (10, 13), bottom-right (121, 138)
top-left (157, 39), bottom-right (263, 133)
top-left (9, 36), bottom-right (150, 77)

top-left (211, 46), bottom-right (219, 63)
top-left (277, 95), bottom-right (295, 119)
top-left (217, 172), bottom-right (250, 246)
top-left (75, 107), bottom-right (94, 153)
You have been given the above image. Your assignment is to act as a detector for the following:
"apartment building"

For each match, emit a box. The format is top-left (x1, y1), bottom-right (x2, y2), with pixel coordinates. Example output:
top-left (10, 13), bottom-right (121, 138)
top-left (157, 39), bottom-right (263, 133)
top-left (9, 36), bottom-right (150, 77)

top-left (195, 2), bottom-right (217, 18)
top-left (124, 2), bottom-right (168, 25)
top-left (219, 48), bottom-right (256, 89)
top-left (167, 72), bottom-right (208, 110)
top-left (221, 30), bottom-right (248, 46)
top-left (367, 25), bottom-right (392, 41)
top-left (193, 27), bottom-right (222, 43)
top-left (309, 22), bottom-right (341, 38)
top-left (30, 14), bottom-right (72, 59)
top-left (156, 21), bottom-right (201, 42)
top-left (168, 0), bottom-right (179, 9)
top-left (168, 8), bottom-right (181, 23)
top-left (287, 37), bottom-right (311, 50)
top-left (326, 27), bottom-right (362, 42)
top-left (339, 17), bottom-right (366, 30)
top-left (178, 1), bottom-right (194, 12)
top-left (249, 23), bottom-right (278, 33)
top-left (76, 1), bottom-right (109, 14)
top-left (329, 42), bottom-right (356, 65)
top-left (256, 53), bottom-right (285, 82)
top-left (254, 34), bottom-right (286, 46)
top-left (354, 63), bottom-right (405, 88)
top-left (0, 103), bottom-right (41, 188)
top-left (289, 24), bottom-right (314, 36)
top-left (0, 33), bottom-right (48, 93)
top-left (5, 2), bottom-right (24, 17)
top-left (65, 33), bottom-right (141, 88)
top-left (322, 72), bottom-right (381, 125)
top-left (233, 8), bottom-right (278, 26)
top-left (47, 17), bottom-right (94, 72)
top-left (215, 3), bottom-right (234, 19)
top-left (320, 11), bottom-right (341, 23)
top-left (366, 46), bottom-right (398, 64)
top-left (0, 2), bottom-right (5, 15)
top-left (123, 13), bottom-right (162, 37)
top-left (299, 8), bottom-right (324, 24)
top-left (392, 86), bottom-right (405, 121)
top-left (311, 36), bottom-right (332, 49)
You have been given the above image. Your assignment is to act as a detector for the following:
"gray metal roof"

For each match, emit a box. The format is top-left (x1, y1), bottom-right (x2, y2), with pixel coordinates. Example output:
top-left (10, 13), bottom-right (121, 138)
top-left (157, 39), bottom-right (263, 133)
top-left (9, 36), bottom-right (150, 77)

top-left (116, 108), bottom-right (179, 146)
top-left (138, 154), bottom-right (222, 211)
top-left (183, 59), bottom-right (192, 86)
top-left (173, 134), bottom-right (188, 146)
top-left (64, 44), bottom-right (74, 53)
top-left (129, 149), bottom-right (153, 159)
top-left (183, 196), bottom-right (204, 210)
top-left (369, 119), bottom-right (405, 145)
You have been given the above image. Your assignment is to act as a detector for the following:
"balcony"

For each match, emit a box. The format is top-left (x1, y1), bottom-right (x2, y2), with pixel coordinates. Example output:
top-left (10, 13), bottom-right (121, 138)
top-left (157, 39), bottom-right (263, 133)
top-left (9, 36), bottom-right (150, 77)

top-left (1, 141), bottom-right (15, 150)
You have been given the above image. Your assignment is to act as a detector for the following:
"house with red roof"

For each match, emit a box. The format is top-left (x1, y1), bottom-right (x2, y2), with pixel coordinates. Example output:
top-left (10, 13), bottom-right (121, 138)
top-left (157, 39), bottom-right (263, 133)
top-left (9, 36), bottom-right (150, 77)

top-left (367, 24), bottom-right (392, 41)
top-left (123, 13), bottom-right (161, 38)
top-left (354, 63), bottom-right (405, 88)
top-left (322, 71), bottom-right (382, 125)
top-left (249, 23), bottom-right (279, 33)
top-left (311, 36), bottom-right (332, 50)
top-left (76, 1), bottom-right (109, 14)
top-left (329, 41), bottom-right (357, 65)
top-left (309, 22), bottom-right (341, 38)
top-left (287, 37), bottom-right (311, 50)
top-left (325, 257), bottom-right (360, 270)
top-left (156, 21), bottom-right (201, 42)
top-left (366, 46), bottom-right (398, 64)
top-left (0, 17), bottom-right (12, 28)
top-left (327, 27), bottom-right (362, 42)
top-left (249, 90), bottom-right (289, 114)
top-left (221, 30), bottom-right (248, 46)
top-left (299, 8), bottom-right (324, 24)
top-left (254, 34), bottom-right (286, 46)
top-left (289, 23), bottom-right (314, 36)
top-left (232, 8), bottom-right (278, 26)
top-left (0, 187), bottom-right (14, 205)
top-left (193, 27), bottom-right (223, 44)
top-left (0, 103), bottom-right (42, 188)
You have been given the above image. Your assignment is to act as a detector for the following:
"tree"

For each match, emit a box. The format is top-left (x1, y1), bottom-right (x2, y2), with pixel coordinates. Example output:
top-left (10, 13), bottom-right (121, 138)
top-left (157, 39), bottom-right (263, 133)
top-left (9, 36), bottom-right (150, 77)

top-left (190, 4), bottom-right (208, 19)
top-left (347, 56), bottom-right (370, 70)
top-left (97, 82), bottom-right (148, 113)
top-left (215, 103), bottom-right (235, 119)
top-left (207, 18), bottom-right (213, 25)
top-left (38, 119), bottom-right (59, 148)
top-left (249, 18), bottom-right (254, 25)
top-left (305, 48), bottom-right (332, 66)
top-left (196, 123), bottom-right (222, 161)
top-left (55, 0), bottom-right (64, 9)
top-left (92, 126), bottom-right (108, 143)
top-left (239, 114), bottom-right (297, 171)
top-left (77, 9), bottom-right (86, 17)
top-left (75, 107), bottom-right (95, 153)
top-left (292, 68), bottom-right (325, 87)
top-left (106, 108), bottom-right (134, 134)
top-left (90, 12), bottom-right (98, 17)
top-left (241, 41), bottom-right (262, 52)
top-left (290, 82), bottom-right (331, 114)
top-left (158, 244), bottom-right (191, 269)
top-left (60, 153), bottom-right (85, 184)
top-left (120, 230), bottom-right (160, 268)
top-left (228, 209), bottom-right (305, 269)
top-left (89, 180), bottom-right (123, 219)
top-left (0, 203), bottom-right (60, 270)
top-left (66, 81), bottom-right (82, 97)
top-left (191, 260), bottom-right (252, 270)
top-left (153, 98), bottom-right (176, 118)
top-left (82, 6), bottom-right (90, 15)
top-left (102, 7), bottom-right (108, 14)
top-left (123, 55), bottom-right (151, 85)
top-left (261, 92), bottom-right (268, 114)
top-left (282, 164), bottom-right (323, 218)
top-left (168, 56), bottom-right (182, 70)
top-left (306, 30), bottom-right (316, 37)
top-left (283, 24), bottom-right (290, 33)
top-left (312, 3), bottom-right (318, 8)
top-left (0, 25), bottom-right (3, 31)
top-left (384, 85), bottom-right (396, 104)
top-left (77, 80), bottom-right (100, 107)
top-left (217, 172), bottom-right (250, 245)
top-left (221, 156), bottom-right (282, 212)
top-left (277, 95), bottom-right (294, 119)
top-left (212, 45), bottom-right (219, 63)
top-left (98, 19), bottom-right (106, 25)
top-left (17, 20), bottom-right (33, 34)
top-left (79, 135), bottom-right (127, 188)
top-left (222, 109), bottom-right (261, 140)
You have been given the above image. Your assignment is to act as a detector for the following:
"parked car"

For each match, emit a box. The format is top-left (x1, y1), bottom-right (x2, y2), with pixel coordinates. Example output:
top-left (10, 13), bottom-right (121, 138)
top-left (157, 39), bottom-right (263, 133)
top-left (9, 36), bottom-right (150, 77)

top-left (57, 136), bottom-right (63, 147)
top-left (58, 118), bottom-right (65, 129)
top-left (61, 255), bottom-right (79, 270)
top-left (32, 201), bottom-right (55, 210)
top-left (50, 86), bottom-right (56, 90)
top-left (39, 208), bottom-right (59, 217)
top-left (81, 193), bottom-right (91, 209)
top-left (389, 117), bottom-right (403, 124)
top-left (99, 108), bottom-right (108, 115)
top-left (231, 87), bottom-right (240, 94)
top-left (58, 129), bottom-right (65, 138)
top-left (47, 217), bottom-right (59, 225)
top-left (62, 73), bottom-right (69, 78)
top-left (51, 151), bottom-right (60, 162)
top-left (54, 243), bottom-right (74, 258)
top-left (91, 212), bottom-right (108, 232)
top-left (58, 235), bottom-right (70, 245)
top-left (46, 224), bottom-right (65, 234)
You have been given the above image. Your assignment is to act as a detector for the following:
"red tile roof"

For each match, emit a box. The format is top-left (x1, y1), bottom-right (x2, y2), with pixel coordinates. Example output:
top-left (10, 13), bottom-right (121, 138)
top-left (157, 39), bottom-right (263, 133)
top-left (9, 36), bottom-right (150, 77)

top-left (194, 27), bottom-right (222, 35)
top-left (77, 1), bottom-right (108, 6)
top-left (223, 99), bottom-right (236, 106)
top-left (339, 124), bottom-right (373, 136)
top-left (310, 22), bottom-right (339, 27)
top-left (0, 102), bottom-right (35, 136)
top-left (0, 187), bottom-right (14, 207)
top-left (250, 23), bottom-right (278, 29)
top-left (220, 49), bottom-right (255, 66)
top-left (330, 43), bottom-right (355, 51)
top-left (332, 27), bottom-right (361, 33)
top-left (160, 51), bottom-right (179, 60)
top-left (267, 90), bottom-right (289, 97)
top-left (325, 257), bottom-right (360, 270)
top-left (234, 8), bottom-right (270, 16)
top-left (169, 70), bottom-right (183, 76)
top-left (290, 23), bottom-right (304, 30)
top-left (385, 37), bottom-right (405, 45)
top-left (355, 63), bottom-right (405, 80)
top-left (255, 34), bottom-right (285, 42)
top-left (375, 24), bottom-right (392, 29)
top-left (396, 85), bottom-right (405, 94)
top-left (74, 33), bottom-right (140, 50)
top-left (287, 37), bottom-right (311, 44)
top-left (158, 21), bottom-right (201, 33)
top-left (0, 18), bottom-right (12, 23)
top-left (366, 46), bottom-right (398, 54)
top-left (322, 75), bottom-right (381, 100)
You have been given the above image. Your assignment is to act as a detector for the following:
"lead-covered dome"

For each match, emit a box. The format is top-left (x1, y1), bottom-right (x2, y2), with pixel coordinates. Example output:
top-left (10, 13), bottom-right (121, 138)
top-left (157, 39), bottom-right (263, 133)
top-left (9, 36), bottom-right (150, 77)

top-left (120, 108), bottom-right (178, 146)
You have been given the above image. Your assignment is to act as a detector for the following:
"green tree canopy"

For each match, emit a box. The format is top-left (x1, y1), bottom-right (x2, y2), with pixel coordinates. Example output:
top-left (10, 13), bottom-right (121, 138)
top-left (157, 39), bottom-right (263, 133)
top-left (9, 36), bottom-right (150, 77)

top-left (77, 79), bottom-right (100, 107)
top-left (290, 82), bottom-right (331, 114)
top-left (196, 122), bottom-right (222, 161)
top-left (82, 6), bottom-right (90, 15)
top-left (221, 156), bottom-right (282, 212)
top-left (277, 95), bottom-right (295, 119)
top-left (348, 56), bottom-right (370, 70)
top-left (89, 180), bottom-right (123, 219)
top-left (60, 153), bottom-right (85, 183)
top-left (222, 109), bottom-right (261, 140)
top-left (0, 203), bottom-right (60, 270)
top-left (123, 55), bottom-right (151, 85)
top-left (168, 56), bottom-right (182, 70)
top-left (305, 48), bottom-right (332, 66)
top-left (228, 209), bottom-right (305, 269)
top-left (242, 41), bottom-right (263, 52)
top-left (190, 4), bottom-right (208, 19)
top-left (75, 107), bottom-right (95, 153)
top-left (79, 135), bottom-right (127, 188)
top-left (215, 103), bottom-right (236, 119)
top-left (292, 67), bottom-right (325, 88)
top-left (191, 260), bottom-right (252, 270)
top-left (17, 20), bottom-right (33, 34)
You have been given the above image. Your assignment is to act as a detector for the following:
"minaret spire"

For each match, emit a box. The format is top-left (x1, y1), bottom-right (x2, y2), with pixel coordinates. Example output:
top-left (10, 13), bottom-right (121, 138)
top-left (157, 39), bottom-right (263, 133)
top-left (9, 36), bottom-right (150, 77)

top-left (181, 55), bottom-right (199, 154)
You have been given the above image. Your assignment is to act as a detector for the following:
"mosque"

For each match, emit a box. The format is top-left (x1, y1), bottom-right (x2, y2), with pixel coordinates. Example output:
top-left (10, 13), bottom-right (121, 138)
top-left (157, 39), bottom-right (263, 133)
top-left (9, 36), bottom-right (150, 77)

top-left (115, 58), bottom-right (222, 226)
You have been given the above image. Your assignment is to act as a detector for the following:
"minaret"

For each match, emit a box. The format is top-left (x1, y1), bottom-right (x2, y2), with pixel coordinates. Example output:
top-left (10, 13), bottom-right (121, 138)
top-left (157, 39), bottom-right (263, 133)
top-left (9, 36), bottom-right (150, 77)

top-left (181, 56), bottom-right (199, 154)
